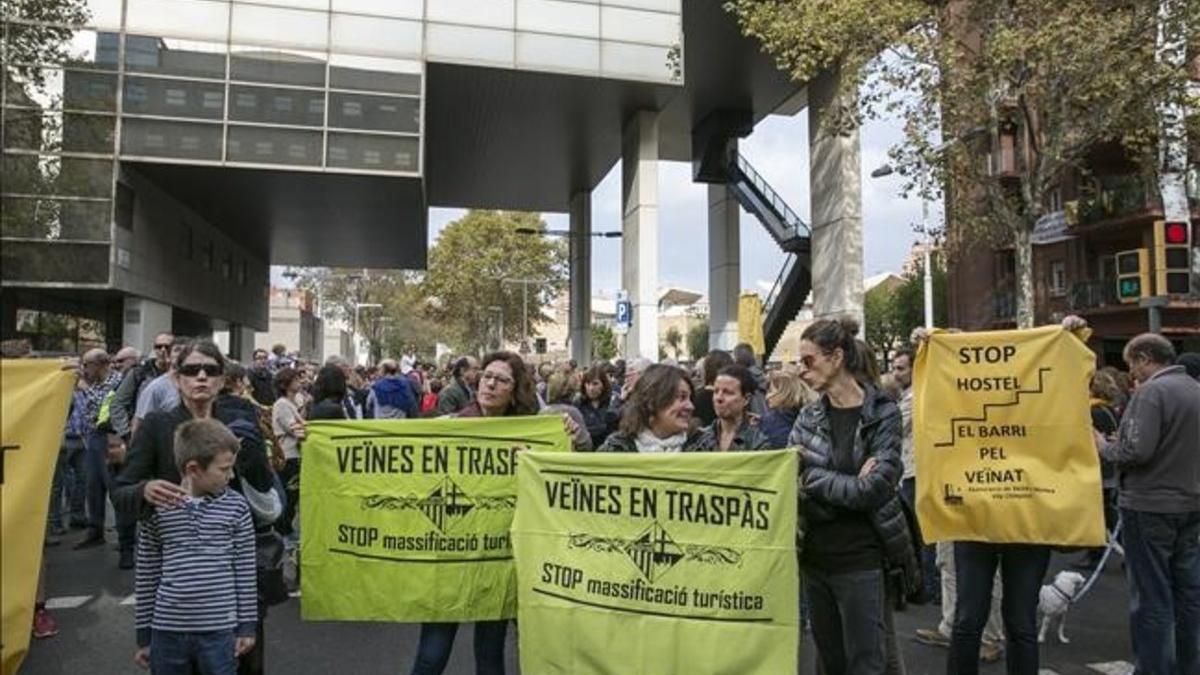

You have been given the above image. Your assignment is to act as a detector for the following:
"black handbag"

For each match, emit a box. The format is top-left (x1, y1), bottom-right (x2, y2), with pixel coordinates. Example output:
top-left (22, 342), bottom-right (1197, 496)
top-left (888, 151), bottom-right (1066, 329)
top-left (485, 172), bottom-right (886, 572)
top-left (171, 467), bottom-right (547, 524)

top-left (255, 528), bottom-right (289, 606)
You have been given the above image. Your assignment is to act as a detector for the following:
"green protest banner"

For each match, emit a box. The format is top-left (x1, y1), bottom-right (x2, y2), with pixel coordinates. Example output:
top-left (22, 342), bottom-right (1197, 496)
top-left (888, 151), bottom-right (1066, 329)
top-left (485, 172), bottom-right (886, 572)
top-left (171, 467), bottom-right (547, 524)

top-left (300, 416), bottom-right (570, 622)
top-left (513, 450), bottom-right (799, 675)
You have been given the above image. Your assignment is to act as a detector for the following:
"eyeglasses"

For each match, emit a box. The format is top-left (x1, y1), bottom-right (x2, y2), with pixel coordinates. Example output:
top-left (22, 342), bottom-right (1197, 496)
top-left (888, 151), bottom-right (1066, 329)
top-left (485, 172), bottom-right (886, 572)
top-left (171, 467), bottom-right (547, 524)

top-left (178, 363), bottom-right (223, 377)
top-left (153, 343), bottom-right (172, 351)
top-left (480, 372), bottom-right (514, 386)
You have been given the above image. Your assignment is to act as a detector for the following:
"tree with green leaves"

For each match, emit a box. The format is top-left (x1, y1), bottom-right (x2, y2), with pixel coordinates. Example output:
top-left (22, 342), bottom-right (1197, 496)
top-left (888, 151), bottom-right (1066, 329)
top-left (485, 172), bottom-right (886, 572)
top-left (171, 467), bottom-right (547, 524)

top-left (422, 210), bottom-right (568, 354)
top-left (592, 323), bottom-right (618, 361)
top-left (726, 0), bottom-right (1198, 328)
top-left (864, 258), bottom-right (948, 365)
top-left (292, 267), bottom-right (439, 360)
top-left (686, 320), bottom-right (710, 362)
top-left (664, 326), bottom-right (683, 360)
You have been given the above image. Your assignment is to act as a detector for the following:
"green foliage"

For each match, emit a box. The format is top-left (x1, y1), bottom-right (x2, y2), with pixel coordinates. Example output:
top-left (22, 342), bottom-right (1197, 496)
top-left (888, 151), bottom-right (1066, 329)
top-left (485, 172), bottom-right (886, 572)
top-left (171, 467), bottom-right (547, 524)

top-left (726, 0), bottom-right (1199, 327)
top-left (592, 323), bottom-right (618, 361)
top-left (864, 258), bottom-right (949, 364)
top-left (292, 267), bottom-right (439, 360)
top-left (422, 210), bottom-right (568, 354)
top-left (686, 320), bottom-right (710, 362)
top-left (664, 326), bottom-right (683, 360)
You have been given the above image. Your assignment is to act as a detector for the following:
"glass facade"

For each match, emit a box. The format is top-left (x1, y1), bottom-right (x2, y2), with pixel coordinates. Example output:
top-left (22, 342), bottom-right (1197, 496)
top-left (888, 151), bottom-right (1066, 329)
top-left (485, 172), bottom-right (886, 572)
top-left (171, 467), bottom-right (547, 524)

top-left (3, 0), bottom-right (681, 283)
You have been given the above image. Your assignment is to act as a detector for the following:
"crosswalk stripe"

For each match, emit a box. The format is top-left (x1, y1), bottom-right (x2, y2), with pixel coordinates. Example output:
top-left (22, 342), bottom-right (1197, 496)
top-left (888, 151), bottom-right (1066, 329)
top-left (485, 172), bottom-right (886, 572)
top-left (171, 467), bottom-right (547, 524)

top-left (44, 595), bottom-right (93, 610)
top-left (1087, 661), bottom-right (1134, 675)
top-left (119, 595), bottom-right (137, 606)
top-left (1039, 669), bottom-right (1060, 675)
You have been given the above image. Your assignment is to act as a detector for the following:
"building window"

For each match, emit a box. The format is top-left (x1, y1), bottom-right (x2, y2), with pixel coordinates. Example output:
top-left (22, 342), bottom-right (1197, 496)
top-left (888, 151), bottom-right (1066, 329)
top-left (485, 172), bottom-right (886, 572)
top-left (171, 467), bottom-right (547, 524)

top-left (180, 135), bottom-right (200, 150)
top-left (203, 92), bottom-right (223, 109)
top-left (287, 143), bottom-right (308, 159)
top-left (237, 260), bottom-right (247, 286)
top-left (221, 253), bottom-right (232, 280)
top-left (115, 183), bottom-right (134, 231)
top-left (1048, 188), bottom-right (1062, 213)
top-left (1049, 260), bottom-right (1066, 297)
top-left (236, 92), bottom-right (257, 108)
top-left (273, 96), bottom-right (293, 112)
top-left (203, 240), bottom-right (213, 270)
top-left (165, 88), bottom-right (187, 106)
top-left (342, 101), bottom-right (362, 117)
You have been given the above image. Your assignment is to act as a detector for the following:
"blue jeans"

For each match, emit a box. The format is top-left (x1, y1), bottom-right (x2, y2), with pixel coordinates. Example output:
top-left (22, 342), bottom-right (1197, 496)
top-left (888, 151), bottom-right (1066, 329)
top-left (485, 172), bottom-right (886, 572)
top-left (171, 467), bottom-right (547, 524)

top-left (410, 621), bottom-right (508, 675)
top-left (83, 431), bottom-right (136, 551)
top-left (150, 629), bottom-right (237, 675)
top-left (1122, 509), bottom-right (1200, 675)
top-left (49, 437), bottom-right (87, 529)
top-left (948, 542), bottom-right (1049, 675)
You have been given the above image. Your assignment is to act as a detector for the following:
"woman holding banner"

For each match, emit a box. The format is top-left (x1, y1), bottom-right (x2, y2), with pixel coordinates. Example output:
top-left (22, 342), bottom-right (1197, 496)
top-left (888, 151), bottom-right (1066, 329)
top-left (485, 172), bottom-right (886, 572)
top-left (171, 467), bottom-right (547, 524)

top-left (694, 364), bottom-right (771, 451)
top-left (790, 317), bottom-right (915, 675)
top-left (409, 351), bottom-right (538, 675)
top-left (596, 364), bottom-right (707, 453)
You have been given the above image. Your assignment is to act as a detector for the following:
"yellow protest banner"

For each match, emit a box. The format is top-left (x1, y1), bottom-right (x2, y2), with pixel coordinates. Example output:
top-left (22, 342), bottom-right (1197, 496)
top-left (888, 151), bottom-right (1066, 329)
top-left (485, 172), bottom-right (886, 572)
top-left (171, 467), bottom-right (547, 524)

top-left (2, 360), bottom-right (75, 675)
top-left (914, 326), bottom-right (1105, 546)
top-left (737, 292), bottom-right (766, 357)
top-left (513, 450), bottom-right (798, 675)
top-left (300, 416), bottom-right (569, 622)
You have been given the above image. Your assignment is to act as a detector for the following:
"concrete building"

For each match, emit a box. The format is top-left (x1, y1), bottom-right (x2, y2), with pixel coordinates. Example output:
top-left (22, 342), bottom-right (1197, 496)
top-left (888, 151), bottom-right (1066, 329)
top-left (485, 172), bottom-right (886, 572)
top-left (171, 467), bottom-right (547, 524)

top-left (254, 286), bottom-right (323, 362)
top-left (3, 1), bottom-right (866, 363)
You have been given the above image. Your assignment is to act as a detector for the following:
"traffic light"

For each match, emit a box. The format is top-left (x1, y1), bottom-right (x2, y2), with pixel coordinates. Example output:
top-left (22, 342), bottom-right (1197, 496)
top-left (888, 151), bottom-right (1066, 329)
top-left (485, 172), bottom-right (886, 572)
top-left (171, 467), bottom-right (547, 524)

top-left (1115, 248), bottom-right (1150, 304)
top-left (1153, 220), bottom-right (1193, 295)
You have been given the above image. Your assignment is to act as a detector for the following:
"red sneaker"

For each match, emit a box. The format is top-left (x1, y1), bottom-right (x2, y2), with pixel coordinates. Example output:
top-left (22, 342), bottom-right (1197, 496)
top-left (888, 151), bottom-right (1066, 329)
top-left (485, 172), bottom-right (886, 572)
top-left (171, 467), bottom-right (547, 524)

top-left (32, 608), bottom-right (59, 639)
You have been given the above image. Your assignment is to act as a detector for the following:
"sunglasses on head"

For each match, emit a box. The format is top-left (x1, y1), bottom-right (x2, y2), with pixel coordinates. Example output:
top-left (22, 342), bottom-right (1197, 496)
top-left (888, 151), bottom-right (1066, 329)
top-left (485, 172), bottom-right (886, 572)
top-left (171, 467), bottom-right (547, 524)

top-left (178, 363), bottom-right (223, 377)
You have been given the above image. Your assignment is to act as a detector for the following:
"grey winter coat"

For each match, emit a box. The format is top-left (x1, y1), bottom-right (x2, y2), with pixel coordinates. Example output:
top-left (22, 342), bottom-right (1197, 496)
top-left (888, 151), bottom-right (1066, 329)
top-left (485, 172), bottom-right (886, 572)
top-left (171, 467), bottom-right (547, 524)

top-left (789, 383), bottom-right (918, 589)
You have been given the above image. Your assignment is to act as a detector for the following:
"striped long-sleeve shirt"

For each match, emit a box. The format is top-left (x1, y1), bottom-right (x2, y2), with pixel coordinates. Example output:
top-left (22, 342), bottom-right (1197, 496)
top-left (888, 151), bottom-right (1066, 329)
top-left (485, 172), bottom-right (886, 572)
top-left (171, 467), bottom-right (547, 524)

top-left (135, 488), bottom-right (257, 647)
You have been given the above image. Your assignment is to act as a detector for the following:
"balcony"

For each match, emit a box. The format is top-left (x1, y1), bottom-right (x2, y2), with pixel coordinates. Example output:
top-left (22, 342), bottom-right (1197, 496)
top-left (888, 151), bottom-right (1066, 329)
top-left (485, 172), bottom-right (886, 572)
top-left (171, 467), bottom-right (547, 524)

top-left (1069, 280), bottom-right (1120, 312)
top-left (1070, 171), bottom-right (1200, 228)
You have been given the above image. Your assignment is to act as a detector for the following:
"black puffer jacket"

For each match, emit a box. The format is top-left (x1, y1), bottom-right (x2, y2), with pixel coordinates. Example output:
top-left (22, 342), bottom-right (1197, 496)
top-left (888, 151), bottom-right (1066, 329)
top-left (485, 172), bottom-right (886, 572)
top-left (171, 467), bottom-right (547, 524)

top-left (789, 383), bottom-right (918, 590)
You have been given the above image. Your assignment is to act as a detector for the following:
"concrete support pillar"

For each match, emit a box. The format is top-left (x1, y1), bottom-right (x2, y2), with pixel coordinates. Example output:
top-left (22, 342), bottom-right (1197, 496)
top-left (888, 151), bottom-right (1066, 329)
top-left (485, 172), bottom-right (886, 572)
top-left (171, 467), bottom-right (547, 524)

top-left (708, 184), bottom-right (740, 352)
top-left (621, 111), bottom-right (660, 360)
top-left (569, 191), bottom-right (592, 365)
top-left (122, 296), bottom-right (172, 352)
top-left (808, 70), bottom-right (864, 328)
top-left (229, 324), bottom-right (255, 363)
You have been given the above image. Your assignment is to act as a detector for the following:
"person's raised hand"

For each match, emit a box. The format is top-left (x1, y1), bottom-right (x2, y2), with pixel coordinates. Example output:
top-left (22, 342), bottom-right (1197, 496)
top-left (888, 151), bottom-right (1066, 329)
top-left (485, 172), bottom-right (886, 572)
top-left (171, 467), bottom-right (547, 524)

top-left (562, 413), bottom-right (581, 439)
top-left (910, 327), bottom-right (931, 346)
top-left (1062, 315), bottom-right (1088, 331)
top-left (143, 479), bottom-right (188, 509)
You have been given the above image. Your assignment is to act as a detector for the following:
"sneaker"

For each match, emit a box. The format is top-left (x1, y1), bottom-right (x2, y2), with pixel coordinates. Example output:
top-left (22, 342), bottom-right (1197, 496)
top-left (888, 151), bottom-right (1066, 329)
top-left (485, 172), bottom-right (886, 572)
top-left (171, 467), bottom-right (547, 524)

top-left (118, 550), bottom-right (135, 570)
top-left (980, 641), bottom-right (1003, 663)
top-left (914, 627), bottom-right (951, 648)
top-left (48, 524), bottom-right (68, 537)
top-left (32, 609), bottom-right (58, 639)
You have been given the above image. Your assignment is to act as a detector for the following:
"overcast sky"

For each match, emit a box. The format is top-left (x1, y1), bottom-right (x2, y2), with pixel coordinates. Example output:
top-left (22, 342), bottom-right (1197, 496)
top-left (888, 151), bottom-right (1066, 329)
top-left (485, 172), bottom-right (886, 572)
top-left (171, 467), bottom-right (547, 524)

top-left (424, 110), bottom-right (929, 299)
top-left (275, 111), bottom-right (929, 296)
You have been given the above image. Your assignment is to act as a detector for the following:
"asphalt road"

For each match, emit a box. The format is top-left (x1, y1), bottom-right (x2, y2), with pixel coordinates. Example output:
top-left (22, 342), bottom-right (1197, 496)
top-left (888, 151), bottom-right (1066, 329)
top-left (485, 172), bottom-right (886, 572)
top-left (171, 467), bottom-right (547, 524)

top-left (23, 531), bottom-right (1134, 675)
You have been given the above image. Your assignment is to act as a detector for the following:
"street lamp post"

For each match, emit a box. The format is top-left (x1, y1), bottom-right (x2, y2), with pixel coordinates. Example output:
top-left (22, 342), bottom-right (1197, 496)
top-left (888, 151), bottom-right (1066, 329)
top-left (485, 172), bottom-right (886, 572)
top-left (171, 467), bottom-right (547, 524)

top-left (493, 277), bottom-right (544, 353)
top-left (514, 227), bottom-right (622, 238)
top-left (353, 302), bottom-right (381, 364)
top-left (870, 127), bottom-right (986, 330)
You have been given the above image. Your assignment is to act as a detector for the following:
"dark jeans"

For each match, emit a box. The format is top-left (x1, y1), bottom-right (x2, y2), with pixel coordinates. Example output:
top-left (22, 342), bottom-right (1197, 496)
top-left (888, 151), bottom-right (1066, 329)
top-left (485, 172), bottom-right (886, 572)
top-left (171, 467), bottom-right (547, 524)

top-left (277, 459), bottom-right (301, 538)
top-left (1121, 509), bottom-right (1200, 675)
top-left (901, 477), bottom-right (941, 602)
top-left (49, 437), bottom-right (87, 529)
top-left (948, 542), bottom-right (1049, 675)
top-left (150, 629), bottom-right (237, 675)
top-left (804, 567), bottom-right (889, 675)
top-left (410, 621), bottom-right (508, 675)
top-left (83, 431), bottom-right (136, 551)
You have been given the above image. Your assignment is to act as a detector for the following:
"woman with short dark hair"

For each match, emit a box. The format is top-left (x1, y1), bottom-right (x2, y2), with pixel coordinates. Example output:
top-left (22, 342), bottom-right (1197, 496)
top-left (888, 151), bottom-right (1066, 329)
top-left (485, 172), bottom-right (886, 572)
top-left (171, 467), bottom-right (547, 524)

top-left (694, 364), bottom-right (770, 451)
top-left (597, 364), bottom-right (705, 453)
top-left (575, 364), bottom-right (616, 449)
top-left (308, 364), bottom-right (348, 420)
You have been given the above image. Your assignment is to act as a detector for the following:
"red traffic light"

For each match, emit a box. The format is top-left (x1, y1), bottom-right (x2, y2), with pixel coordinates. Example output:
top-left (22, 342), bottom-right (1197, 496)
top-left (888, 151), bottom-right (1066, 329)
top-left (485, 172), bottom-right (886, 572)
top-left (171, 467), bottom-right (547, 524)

top-left (1164, 221), bottom-right (1189, 245)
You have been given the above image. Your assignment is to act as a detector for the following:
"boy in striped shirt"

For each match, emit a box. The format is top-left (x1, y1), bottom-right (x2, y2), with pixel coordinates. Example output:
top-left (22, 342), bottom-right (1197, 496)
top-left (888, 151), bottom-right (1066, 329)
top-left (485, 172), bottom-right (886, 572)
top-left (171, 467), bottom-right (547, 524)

top-left (134, 419), bottom-right (257, 674)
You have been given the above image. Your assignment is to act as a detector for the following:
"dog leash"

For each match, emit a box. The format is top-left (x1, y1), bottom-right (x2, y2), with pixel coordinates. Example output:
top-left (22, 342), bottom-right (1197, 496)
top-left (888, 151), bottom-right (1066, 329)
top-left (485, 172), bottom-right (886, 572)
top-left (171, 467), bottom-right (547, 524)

top-left (1072, 515), bottom-right (1123, 603)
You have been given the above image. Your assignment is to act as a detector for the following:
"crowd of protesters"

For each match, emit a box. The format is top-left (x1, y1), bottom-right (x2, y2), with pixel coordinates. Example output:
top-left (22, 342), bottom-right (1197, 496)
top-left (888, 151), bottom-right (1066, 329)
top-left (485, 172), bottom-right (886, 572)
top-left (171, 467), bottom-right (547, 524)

top-left (19, 316), bottom-right (1200, 675)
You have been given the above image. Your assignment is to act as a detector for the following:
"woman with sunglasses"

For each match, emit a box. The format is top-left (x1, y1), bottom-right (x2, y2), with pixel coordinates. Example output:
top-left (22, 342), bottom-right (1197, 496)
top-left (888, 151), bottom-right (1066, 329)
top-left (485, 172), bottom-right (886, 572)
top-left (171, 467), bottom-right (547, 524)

top-left (114, 339), bottom-right (277, 674)
top-left (790, 317), bottom-right (916, 675)
top-left (409, 351), bottom-right (539, 675)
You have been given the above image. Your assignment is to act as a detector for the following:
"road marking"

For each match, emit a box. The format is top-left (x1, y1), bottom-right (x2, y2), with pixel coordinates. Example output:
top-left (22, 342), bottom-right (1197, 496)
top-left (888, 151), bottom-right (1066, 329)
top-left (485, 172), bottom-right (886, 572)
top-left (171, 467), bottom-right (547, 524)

top-left (1088, 662), bottom-right (1134, 675)
top-left (1039, 670), bottom-right (1060, 675)
top-left (44, 595), bottom-right (92, 610)
top-left (119, 595), bottom-right (137, 606)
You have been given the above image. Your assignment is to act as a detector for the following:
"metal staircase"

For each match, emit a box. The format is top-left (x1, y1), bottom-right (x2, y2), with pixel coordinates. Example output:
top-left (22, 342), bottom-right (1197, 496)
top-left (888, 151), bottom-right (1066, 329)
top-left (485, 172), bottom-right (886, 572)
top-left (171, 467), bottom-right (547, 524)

top-left (726, 152), bottom-right (812, 359)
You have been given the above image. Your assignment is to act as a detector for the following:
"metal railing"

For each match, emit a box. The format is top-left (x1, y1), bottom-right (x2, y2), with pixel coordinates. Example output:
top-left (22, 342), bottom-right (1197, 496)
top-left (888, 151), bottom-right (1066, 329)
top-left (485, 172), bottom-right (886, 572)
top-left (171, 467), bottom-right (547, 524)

top-left (1069, 279), bottom-right (1120, 311)
top-left (1074, 171), bottom-right (1200, 226)
top-left (735, 153), bottom-right (811, 239)
top-left (764, 252), bottom-right (797, 314)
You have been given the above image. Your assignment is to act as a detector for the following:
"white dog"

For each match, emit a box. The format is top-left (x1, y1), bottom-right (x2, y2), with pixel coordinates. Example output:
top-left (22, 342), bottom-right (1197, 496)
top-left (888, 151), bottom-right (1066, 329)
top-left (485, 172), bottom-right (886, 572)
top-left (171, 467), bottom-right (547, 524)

top-left (1037, 570), bottom-right (1087, 643)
